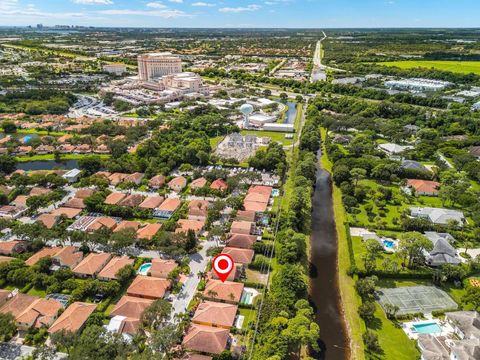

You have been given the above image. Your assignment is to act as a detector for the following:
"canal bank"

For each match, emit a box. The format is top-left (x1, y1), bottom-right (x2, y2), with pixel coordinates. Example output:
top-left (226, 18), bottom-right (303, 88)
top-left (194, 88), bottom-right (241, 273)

top-left (309, 148), bottom-right (350, 360)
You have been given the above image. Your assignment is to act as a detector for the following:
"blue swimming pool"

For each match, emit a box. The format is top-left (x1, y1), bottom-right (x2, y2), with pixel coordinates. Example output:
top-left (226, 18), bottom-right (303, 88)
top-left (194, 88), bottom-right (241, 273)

top-left (383, 239), bottom-right (395, 249)
top-left (138, 263), bottom-right (152, 275)
top-left (413, 322), bottom-right (442, 334)
top-left (241, 291), bottom-right (252, 304)
top-left (23, 135), bottom-right (32, 143)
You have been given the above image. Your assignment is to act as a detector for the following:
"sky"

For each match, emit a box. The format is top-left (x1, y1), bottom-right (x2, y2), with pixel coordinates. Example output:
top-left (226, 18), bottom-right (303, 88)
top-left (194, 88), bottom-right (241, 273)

top-left (0, 0), bottom-right (479, 28)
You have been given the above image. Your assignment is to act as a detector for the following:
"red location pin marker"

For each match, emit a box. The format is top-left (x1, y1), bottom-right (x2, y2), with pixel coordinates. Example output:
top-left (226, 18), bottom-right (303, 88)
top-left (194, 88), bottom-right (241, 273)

top-left (212, 254), bottom-right (234, 283)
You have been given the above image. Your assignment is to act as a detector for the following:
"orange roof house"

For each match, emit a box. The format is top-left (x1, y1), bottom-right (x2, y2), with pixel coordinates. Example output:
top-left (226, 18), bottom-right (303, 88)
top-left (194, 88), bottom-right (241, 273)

top-left (29, 187), bottom-right (51, 196)
top-left (124, 172), bottom-right (144, 185)
top-left (25, 247), bottom-right (61, 266)
top-left (148, 259), bottom-right (178, 279)
top-left (114, 220), bottom-right (141, 232)
top-left (75, 188), bottom-right (95, 199)
top-left (139, 195), bottom-right (164, 209)
top-left (63, 197), bottom-right (86, 209)
top-left (0, 240), bottom-right (27, 255)
top-left (86, 216), bottom-right (118, 232)
top-left (157, 198), bottom-right (181, 212)
top-left (110, 296), bottom-right (153, 335)
top-left (37, 213), bottom-right (59, 229)
top-left (192, 301), bottom-right (238, 329)
top-left (168, 176), bottom-right (187, 192)
top-left (243, 185), bottom-right (272, 213)
top-left (104, 192), bottom-right (127, 205)
top-left (211, 263), bottom-right (241, 282)
top-left (148, 175), bottom-right (166, 189)
top-left (182, 324), bottom-right (230, 355)
top-left (12, 195), bottom-right (29, 207)
top-left (221, 247), bottom-right (255, 265)
top-left (118, 194), bottom-right (145, 207)
top-left (126, 276), bottom-right (171, 300)
top-left (52, 246), bottom-right (83, 269)
top-left (406, 179), bottom-right (440, 196)
top-left (236, 210), bottom-right (256, 222)
top-left (1, 296), bottom-right (63, 330)
top-left (0, 294), bottom-right (38, 320)
top-left (226, 234), bottom-right (256, 249)
top-left (48, 302), bottom-right (97, 334)
top-left (203, 280), bottom-right (244, 304)
top-left (136, 223), bottom-right (162, 240)
top-left (190, 177), bottom-right (207, 190)
top-left (230, 221), bottom-right (254, 235)
top-left (210, 179), bottom-right (228, 191)
top-left (188, 200), bottom-right (209, 220)
top-left (97, 256), bottom-right (134, 281)
top-left (108, 173), bottom-right (129, 185)
top-left (51, 207), bottom-right (82, 219)
top-left (73, 252), bottom-right (112, 278)
top-left (175, 219), bottom-right (205, 235)
top-left (178, 354), bottom-right (212, 360)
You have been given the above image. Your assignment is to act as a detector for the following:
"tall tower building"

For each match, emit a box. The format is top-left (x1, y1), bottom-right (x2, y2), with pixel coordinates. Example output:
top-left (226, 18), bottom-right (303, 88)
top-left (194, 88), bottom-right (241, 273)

top-left (137, 52), bottom-right (182, 81)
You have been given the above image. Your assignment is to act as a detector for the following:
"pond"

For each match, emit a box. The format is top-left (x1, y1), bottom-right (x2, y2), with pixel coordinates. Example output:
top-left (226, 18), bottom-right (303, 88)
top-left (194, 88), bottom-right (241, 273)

top-left (17, 159), bottom-right (79, 171)
top-left (284, 101), bottom-right (297, 124)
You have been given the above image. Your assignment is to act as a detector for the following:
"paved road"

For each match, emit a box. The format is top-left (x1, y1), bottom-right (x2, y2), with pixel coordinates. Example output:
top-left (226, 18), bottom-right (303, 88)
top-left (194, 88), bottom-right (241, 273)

top-left (170, 239), bottom-right (218, 321)
top-left (438, 152), bottom-right (454, 168)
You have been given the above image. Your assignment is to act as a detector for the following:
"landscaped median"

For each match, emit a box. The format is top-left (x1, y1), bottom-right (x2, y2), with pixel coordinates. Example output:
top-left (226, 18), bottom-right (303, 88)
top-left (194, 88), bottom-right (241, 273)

top-left (321, 127), bottom-right (366, 360)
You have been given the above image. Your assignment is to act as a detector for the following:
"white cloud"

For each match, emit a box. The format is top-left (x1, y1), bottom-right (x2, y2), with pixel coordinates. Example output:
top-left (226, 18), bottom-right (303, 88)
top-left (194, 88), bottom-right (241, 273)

top-left (98, 8), bottom-right (188, 18)
top-left (72, 0), bottom-right (114, 4)
top-left (146, 1), bottom-right (167, 8)
top-left (168, 0), bottom-right (183, 3)
top-left (192, 2), bottom-right (215, 7)
top-left (219, 4), bottom-right (260, 13)
top-left (0, 1), bottom-right (84, 17)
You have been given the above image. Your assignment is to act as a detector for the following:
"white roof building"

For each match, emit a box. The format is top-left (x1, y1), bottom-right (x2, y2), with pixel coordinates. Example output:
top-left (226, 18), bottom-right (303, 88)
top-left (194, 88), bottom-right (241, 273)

top-left (410, 207), bottom-right (465, 226)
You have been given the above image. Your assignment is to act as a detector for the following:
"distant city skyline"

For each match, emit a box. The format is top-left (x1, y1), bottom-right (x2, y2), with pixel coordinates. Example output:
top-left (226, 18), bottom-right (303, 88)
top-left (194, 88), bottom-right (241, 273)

top-left (0, 0), bottom-right (479, 28)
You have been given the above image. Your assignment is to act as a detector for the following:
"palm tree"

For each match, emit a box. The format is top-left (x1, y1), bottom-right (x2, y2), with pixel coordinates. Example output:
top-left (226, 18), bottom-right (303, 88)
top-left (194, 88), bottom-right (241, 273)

top-left (207, 290), bottom-right (218, 299)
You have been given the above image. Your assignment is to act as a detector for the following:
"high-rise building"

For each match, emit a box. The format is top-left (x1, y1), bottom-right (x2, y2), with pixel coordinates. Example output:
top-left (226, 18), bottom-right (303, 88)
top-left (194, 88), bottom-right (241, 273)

top-left (137, 52), bottom-right (182, 81)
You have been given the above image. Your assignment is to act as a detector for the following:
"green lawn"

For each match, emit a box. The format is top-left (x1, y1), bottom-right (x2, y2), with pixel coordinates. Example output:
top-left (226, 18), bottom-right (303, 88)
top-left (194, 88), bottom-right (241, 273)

top-left (377, 60), bottom-right (480, 75)
top-left (16, 154), bottom-right (111, 162)
top-left (209, 135), bottom-right (225, 149)
top-left (239, 308), bottom-right (257, 330)
top-left (0, 129), bottom-right (68, 136)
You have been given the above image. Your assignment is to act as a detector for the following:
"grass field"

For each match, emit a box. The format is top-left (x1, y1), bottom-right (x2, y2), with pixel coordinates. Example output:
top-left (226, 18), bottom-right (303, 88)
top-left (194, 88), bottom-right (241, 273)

top-left (378, 60), bottom-right (480, 75)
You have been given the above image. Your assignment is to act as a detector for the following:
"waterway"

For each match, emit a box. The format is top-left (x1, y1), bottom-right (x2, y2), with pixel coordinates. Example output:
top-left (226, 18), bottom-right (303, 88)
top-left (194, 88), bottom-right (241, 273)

top-left (17, 159), bottom-right (79, 171)
top-left (284, 101), bottom-right (297, 124)
top-left (309, 148), bottom-right (349, 360)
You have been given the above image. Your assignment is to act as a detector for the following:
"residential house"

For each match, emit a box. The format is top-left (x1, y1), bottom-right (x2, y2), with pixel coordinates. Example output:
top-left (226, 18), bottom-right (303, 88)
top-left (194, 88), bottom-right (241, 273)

top-left (445, 311), bottom-right (480, 340)
top-left (175, 219), bottom-right (205, 235)
top-left (190, 177), bottom-right (207, 190)
top-left (139, 195), bottom-right (164, 210)
top-left (86, 216), bottom-right (118, 232)
top-left (30, 187), bottom-right (51, 196)
top-left (148, 175), bottom-right (166, 189)
top-left (108, 173), bottom-right (129, 186)
top-left (114, 221), bottom-right (141, 232)
top-left (210, 179), bottom-right (228, 192)
top-left (136, 223), bottom-right (162, 241)
top-left (51, 207), bottom-right (82, 219)
top-left (192, 301), bottom-right (237, 329)
top-left (154, 198), bottom-right (181, 219)
top-left (405, 179), bottom-right (440, 196)
top-left (236, 210), bottom-right (256, 222)
top-left (203, 280), bottom-right (244, 303)
top-left (109, 296), bottom-right (153, 335)
top-left (168, 176), bottom-right (187, 192)
top-left (73, 252), bottom-right (112, 278)
top-left (75, 188), bottom-right (95, 199)
top-left (63, 197), bottom-right (86, 209)
top-left (148, 259), bottom-right (177, 279)
top-left (25, 247), bottom-right (61, 266)
top-left (221, 247), bottom-right (254, 265)
top-left (63, 168), bottom-right (82, 183)
top-left (0, 240), bottom-right (27, 255)
top-left (37, 213), bottom-right (59, 229)
top-left (104, 192), bottom-right (127, 205)
top-left (97, 256), bottom-right (134, 281)
top-left (401, 160), bottom-right (428, 172)
top-left (188, 200), bottom-right (209, 220)
top-left (182, 324), bottom-right (230, 355)
top-left (123, 172), bottom-right (144, 185)
top-left (230, 221), bottom-right (254, 235)
top-left (226, 234), bottom-right (257, 249)
top-left (410, 207), bottom-right (465, 226)
top-left (426, 237), bottom-right (461, 267)
top-left (126, 276), bottom-right (171, 300)
top-left (0, 205), bottom-right (28, 219)
top-left (52, 246), bottom-right (83, 269)
top-left (378, 143), bottom-right (413, 156)
top-left (118, 194), bottom-right (145, 207)
top-left (48, 302), bottom-right (97, 334)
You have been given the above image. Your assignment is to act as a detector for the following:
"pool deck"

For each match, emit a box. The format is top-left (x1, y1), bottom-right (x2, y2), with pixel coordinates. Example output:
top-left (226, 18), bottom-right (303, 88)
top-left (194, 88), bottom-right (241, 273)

top-left (402, 319), bottom-right (455, 340)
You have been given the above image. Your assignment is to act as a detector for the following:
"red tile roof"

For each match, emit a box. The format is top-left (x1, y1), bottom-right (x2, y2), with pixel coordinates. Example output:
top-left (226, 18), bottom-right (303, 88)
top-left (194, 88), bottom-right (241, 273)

top-left (126, 276), bottom-right (171, 299)
top-left (192, 301), bottom-right (237, 328)
top-left (48, 302), bottom-right (97, 334)
top-left (203, 280), bottom-right (244, 303)
top-left (182, 324), bottom-right (229, 355)
top-left (221, 247), bottom-right (255, 264)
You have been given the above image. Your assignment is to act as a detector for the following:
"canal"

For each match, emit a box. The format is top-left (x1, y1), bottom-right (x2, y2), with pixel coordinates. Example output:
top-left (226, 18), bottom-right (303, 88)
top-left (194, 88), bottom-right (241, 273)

top-left (16, 159), bottom-right (79, 171)
top-left (309, 148), bottom-right (349, 360)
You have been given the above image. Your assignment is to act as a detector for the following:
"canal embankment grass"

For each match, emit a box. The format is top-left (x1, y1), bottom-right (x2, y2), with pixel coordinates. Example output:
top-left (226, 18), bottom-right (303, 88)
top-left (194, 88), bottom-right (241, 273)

top-left (320, 127), bottom-right (366, 360)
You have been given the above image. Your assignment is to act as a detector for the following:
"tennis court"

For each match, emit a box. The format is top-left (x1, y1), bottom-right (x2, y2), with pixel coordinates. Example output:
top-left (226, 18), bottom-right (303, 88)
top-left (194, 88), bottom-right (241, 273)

top-left (377, 286), bottom-right (458, 315)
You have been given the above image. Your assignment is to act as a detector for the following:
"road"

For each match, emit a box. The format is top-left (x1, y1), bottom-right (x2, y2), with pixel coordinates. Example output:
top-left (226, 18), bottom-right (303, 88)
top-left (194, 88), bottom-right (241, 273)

top-left (311, 32), bottom-right (328, 82)
top-left (170, 239), bottom-right (218, 321)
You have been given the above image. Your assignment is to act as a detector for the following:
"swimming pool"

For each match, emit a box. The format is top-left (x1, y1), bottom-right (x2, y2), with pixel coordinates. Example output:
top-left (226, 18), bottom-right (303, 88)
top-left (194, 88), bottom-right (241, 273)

top-left (272, 189), bottom-right (280, 197)
top-left (137, 263), bottom-right (152, 275)
top-left (413, 322), bottom-right (442, 334)
top-left (22, 135), bottom-right (32, 144)
top-left (382, 239), bottom-right (395, 249)
top-left (241, 291), bottom-right (252, 304)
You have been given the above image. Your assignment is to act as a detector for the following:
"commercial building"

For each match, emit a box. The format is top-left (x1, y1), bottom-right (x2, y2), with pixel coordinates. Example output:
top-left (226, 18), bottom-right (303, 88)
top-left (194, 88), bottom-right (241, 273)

top-left (137, 52), bottom-right (182, 81)
top-left (384, 78), bottom-right (452, 92)
top-left (103, 64), bottom-right (127, 75)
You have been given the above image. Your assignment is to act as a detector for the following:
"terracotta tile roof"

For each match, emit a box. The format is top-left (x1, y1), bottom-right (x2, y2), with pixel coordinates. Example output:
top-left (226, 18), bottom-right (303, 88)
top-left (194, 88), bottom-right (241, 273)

top-left (230, 221), bottom-right (253, 235)
top-left (188, 200), bottom-right (209, 216)
top-left (16, 298), bottom-right (62, 328)
top-left (118, 194), bottom-right (145, 207)
top-left (97, 256), bottom-right (134, 280)
top-left (86, 216), bottom-right (117, 232)
top-left (407, 179), bottom-right (440, 195)
top-left (148, 175), bottom-right (166, 188)
top-left (248, 185), bottom-right (272, 196)
top-left (175, 219), bottom-right (205, 234)
top-left (235, 210), bottom-right (256, 222)
top-left (157, 198), bottom-right (181, 212)
top-left (149, 259), bottom-right (177, 279)
top-left (37, 213), bottom-right (58, 229)
top-left (178, 354), bottom-right (212, 360)
top-left (0, 240), bottom-right (27, 255)
top-left (51, 207), bottom-right (82, 219)
top-left (126, 276), bottom-right (171, 299)
top-left (73, 252), bottom-right (112, 277)
top-left (190, 177), bottom-right (207, 189)
top-left (203, 280), bottom-right (244, 303)
top-left (139, 195), bottom-right (164, 209)
top-left (0, 256), bottom-right (13, 264)
top-left (124, 172), bottom-right (144, 184)
top-left (192, 301), bottom-right (237, 328)
top-left (48, 302), bottom-right (97, 334)
top-left (108, 172), bottom-right (129, 185)
top-left (0, 294), bottom-right (38, 319)
top-left (243, 185), bottom-right (272, 212)
top-left (75, 188), bottom-right (95, 199)
top-left (136, 223), bottom-right (162, 240)
top-left (29, 187), bottom-right (51, 196)
top-left (104, 192), bottom-right (127, 205)
top-left (25, 247), bottom-right (61, 266)
top-left (53, 246), bottom-right (83, 268)
top-left (94, 171), bottom-right (111, 178)
top-left (168, 176), bottom-right (187, 191)
top-left (182, 324), bottom-right (229, 355)
top-left (226, 234), bottom-right (256, 249)
top-left (210, 179), bottom-right (228, 191)
top-left (12, 195), bottom-right (29, 207)
top-left (110, 295), bottom-right (153, 334)
top-left (63, 198), bottom-right (86, 209)
top-left (221, 247), bottom-right (254, 264)
top-left (114, 221), bottom-right (141, 232)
